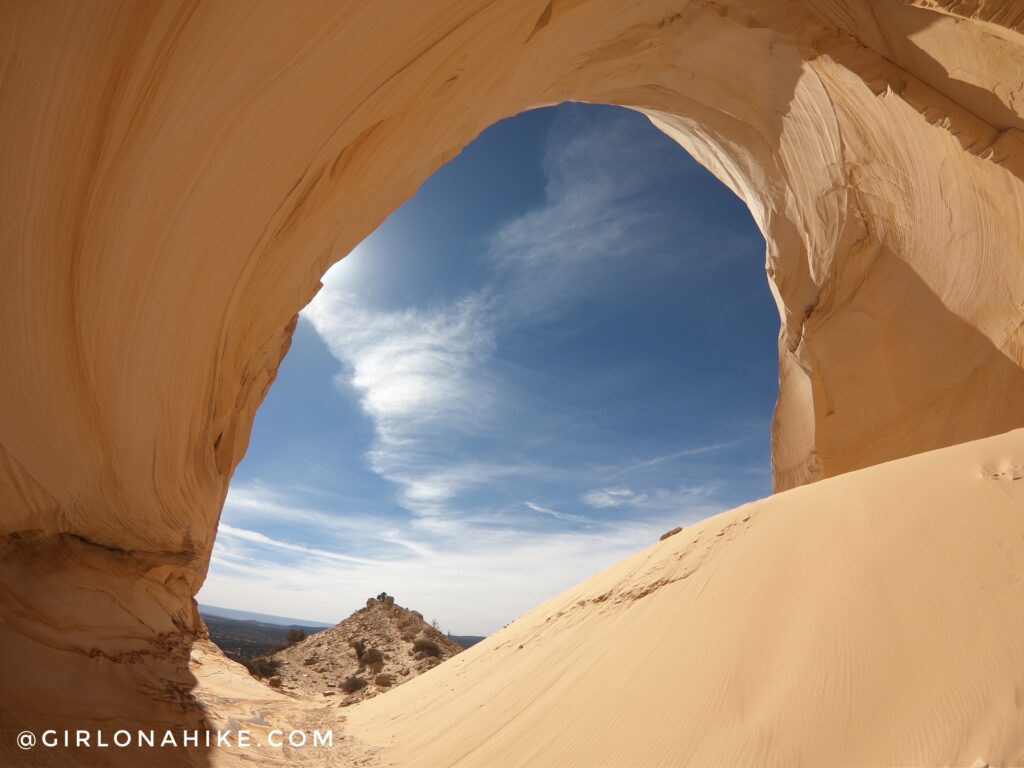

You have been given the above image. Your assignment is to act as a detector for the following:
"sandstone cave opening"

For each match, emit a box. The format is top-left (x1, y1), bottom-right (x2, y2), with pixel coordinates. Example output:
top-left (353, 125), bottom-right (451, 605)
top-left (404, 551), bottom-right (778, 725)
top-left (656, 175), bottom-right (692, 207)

top-left (196, 102), bottom-right (778, 645)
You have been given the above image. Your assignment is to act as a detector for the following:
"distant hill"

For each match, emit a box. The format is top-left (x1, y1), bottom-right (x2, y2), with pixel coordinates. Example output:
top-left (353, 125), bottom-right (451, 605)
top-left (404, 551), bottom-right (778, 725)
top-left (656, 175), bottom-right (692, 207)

top-left (269, 594), bottom-right (464, 704)
top-left (451, 635), bottom-right (486, 648)
top-left (201, 612), bottom-right (328, 660)
top-left (199, 603), bottom-right (332, 627)
top-left (200, 603), bottom-right (486, 663)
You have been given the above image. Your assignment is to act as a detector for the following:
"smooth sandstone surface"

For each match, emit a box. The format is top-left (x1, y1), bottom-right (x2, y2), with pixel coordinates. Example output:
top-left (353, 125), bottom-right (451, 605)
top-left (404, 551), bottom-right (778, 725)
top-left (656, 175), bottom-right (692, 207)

top-left (1, 1), bottom-right (1023, 766)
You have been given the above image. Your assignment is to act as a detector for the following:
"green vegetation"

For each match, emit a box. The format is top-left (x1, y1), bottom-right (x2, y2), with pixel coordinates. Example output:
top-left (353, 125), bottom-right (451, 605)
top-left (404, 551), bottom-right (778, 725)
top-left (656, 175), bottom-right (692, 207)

top-left (352, 639), bottom-right (367, 661)
top-left (203, 613), bottom-right (325, 660)
top-left (242, 657), bottom-right (282, 678)
top-left (341, 675), bottom-right (368, 694)
top-left (283, 628), bottom-right (307, 647)
top-left (413, 638), bottom-right (442, 658)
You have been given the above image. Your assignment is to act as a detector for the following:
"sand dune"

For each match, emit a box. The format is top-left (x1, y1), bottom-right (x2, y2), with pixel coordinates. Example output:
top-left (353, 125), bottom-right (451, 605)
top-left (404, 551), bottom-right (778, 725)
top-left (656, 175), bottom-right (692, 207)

top-left (348, 429), bottom-right (1024, 767)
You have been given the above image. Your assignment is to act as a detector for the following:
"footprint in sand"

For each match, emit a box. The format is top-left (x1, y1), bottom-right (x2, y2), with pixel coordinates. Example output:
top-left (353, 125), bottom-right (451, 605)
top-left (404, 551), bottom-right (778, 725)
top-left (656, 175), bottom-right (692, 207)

top-left (980, 462), bottom-right (1024, 481)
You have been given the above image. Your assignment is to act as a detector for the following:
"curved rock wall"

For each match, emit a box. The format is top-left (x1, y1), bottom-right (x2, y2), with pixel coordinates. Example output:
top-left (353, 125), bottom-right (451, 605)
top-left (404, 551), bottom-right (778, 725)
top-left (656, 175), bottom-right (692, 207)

top-left (0, 0), bottom-right (1022, 762)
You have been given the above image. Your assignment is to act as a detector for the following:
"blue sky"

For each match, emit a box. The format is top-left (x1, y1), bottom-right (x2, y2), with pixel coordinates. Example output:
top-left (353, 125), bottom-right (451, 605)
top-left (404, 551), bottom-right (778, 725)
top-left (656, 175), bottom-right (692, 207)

top-left (198, 104), bottom-right (778, 635)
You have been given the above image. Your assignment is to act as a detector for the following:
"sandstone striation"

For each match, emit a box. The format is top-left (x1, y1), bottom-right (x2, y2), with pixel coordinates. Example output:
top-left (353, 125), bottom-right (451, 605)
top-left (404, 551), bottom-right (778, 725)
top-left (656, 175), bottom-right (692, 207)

top-left (0, 1), bottom-right (1023, 766)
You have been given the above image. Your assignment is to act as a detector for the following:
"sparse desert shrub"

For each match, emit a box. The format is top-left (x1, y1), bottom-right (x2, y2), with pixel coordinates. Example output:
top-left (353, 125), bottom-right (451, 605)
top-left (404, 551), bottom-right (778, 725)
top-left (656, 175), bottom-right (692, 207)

top-left (283, 628), bottom-right (307, 647)
top-left (340, 675), bottom-right (368, 694)
top-left (244, 657), bottom-right (282, 678)
top-left (412, 639), bottom-right (442, 658)
top-left (362, 647), bottom-right (385, 673)
top-left (351, 639), bottom-right (366, 661)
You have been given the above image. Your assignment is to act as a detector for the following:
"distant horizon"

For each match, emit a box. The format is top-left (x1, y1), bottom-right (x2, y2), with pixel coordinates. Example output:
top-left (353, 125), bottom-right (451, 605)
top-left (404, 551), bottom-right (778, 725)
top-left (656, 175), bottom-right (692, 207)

top-left (199, 602), bottom-right (489, 642)
top-left (198, 603), bottom-right (334, 628)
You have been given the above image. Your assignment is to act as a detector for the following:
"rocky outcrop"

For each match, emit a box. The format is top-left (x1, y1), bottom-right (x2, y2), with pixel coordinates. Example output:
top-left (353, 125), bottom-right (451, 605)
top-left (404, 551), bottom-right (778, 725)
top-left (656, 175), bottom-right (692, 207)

top-left (267, 597), bottom-right (462, 705)
top-left (0, 1), bottom-right (1023, 765)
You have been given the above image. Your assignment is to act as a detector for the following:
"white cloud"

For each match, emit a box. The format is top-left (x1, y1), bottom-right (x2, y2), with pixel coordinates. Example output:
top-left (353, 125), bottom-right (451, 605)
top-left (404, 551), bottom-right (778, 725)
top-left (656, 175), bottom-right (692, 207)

top-left (303, 288), bottom-right (510, 517)
top-left (581, 486), bottom-right (643, 508)
top-left (304, 290), bottom-right (496, 435)
top-left (391, 461), bottom-right (526, 510)
top-left (581, 483), bottom-right (717, 510)
top-left (605, 440), bottom-right (742, 479)
top-left (524, 501), bottom-right (591, 524)
top-left (217, 523), bottom-right (379, 566)
top-left (221, 482), bottom-right (430, 559)
top-left (486, 111), bottom-right (682, 323)
top-left (224, 482), bottom-right (373, 531)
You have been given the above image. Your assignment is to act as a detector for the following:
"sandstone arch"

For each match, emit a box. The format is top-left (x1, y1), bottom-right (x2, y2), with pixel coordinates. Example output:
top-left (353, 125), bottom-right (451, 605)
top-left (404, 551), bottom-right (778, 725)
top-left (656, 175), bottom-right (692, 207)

top-left (1, 1), bottom-right (1023, 765)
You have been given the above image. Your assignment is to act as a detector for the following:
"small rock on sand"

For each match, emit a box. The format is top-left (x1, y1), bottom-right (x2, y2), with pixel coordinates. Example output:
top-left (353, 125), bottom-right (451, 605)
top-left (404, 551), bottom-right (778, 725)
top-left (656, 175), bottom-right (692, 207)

top-left (659, 527), bottom-right (682, 541)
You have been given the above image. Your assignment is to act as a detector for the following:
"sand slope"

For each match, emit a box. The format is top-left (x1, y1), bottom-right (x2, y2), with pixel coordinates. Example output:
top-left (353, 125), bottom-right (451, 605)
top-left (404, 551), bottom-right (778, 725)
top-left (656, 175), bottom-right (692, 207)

top-left (349, 429), bottom-right (1024, 767)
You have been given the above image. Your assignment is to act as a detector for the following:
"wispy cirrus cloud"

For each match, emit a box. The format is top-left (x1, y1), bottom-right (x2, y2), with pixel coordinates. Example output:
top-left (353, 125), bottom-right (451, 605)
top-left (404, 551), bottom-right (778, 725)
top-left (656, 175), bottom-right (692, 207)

top-left (487, 110), bottom-right (693, 323)
top-left (303, 290), bottom-right (510, 517)
top-left (217, 523), bottom-right (379, 566)
top-left (304, 291), bottom-right (497, 439)
top-left (605, 440), bottom-right (743, 479)
top-left (581, 486), bottom-right (642, 509)
top-left (524, 501), bottom-right (591, 524)
top-left (582, 483), bottom-right (719, 511)
top-left (301, 109), bottom-right (699, 525)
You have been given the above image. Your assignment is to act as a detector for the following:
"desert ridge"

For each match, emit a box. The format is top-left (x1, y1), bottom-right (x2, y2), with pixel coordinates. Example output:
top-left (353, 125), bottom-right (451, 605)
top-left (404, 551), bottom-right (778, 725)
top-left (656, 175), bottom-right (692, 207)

top-left (346, 429), bottom-right (1024, 767)
top-left (266, 595), bottom-right (464, 704)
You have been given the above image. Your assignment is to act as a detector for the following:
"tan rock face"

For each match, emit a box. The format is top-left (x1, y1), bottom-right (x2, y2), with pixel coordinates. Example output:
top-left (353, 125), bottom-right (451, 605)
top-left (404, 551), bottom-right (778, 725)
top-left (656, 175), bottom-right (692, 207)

top-left (0, 1), bottom-right (1022, 765)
